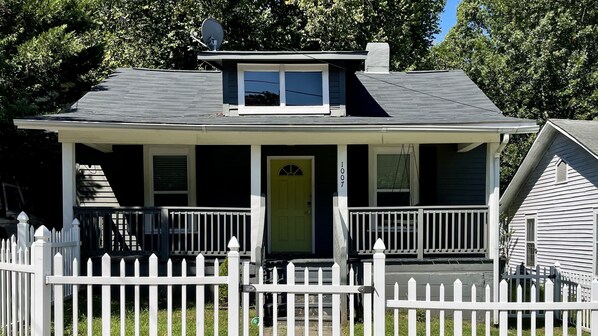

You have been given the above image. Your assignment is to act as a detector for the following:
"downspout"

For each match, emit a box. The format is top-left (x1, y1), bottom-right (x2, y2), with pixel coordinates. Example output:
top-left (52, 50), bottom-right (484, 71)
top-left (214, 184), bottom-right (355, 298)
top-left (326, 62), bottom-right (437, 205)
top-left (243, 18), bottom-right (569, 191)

top-left (492, 134), bottom-right (509, 323)
top-left (496, 134), bottom-right (510, 157)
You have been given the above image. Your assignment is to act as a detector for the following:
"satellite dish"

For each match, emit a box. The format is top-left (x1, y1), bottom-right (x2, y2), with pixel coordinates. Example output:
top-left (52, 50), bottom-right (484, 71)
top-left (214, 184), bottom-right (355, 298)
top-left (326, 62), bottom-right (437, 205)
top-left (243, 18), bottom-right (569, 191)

top-left (201, 18), bottom-right (224, 51)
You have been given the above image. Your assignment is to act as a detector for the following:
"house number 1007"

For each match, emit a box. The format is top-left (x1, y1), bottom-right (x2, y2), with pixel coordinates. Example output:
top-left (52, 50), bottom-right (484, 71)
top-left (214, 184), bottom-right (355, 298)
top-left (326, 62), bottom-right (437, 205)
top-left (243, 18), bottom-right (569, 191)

top-left (340, 162), bottom-right (346, 188)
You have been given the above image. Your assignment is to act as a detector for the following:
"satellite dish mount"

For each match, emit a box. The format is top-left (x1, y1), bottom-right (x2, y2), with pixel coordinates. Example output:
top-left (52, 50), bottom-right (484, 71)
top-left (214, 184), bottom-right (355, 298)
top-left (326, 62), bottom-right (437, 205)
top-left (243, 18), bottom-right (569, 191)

top-left (199, 18), bottom-right (224, 51)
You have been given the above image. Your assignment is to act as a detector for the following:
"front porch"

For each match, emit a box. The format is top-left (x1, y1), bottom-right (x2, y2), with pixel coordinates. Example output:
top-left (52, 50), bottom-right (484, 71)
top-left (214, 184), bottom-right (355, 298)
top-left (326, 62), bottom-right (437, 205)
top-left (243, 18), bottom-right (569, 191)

top-left (74, 203), bottom-right (489, 262)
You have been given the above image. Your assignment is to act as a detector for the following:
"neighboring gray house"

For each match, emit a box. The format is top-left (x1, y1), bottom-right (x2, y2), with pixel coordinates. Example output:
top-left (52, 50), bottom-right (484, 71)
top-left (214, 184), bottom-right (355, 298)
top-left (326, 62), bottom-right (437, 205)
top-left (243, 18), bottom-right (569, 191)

top-left (15, 43), bottom-right (537, 301)
top-left (500, 119), bottom-right (598, 276)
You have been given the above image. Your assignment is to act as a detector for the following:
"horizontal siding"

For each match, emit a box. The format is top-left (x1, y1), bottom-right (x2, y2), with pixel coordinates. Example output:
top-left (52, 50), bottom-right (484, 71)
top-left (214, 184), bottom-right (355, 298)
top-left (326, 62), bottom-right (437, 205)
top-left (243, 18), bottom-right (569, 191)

top-left (435, 144), bottom-right (486, 205)
top-left (507, 133), bottom-right (598, 275)
top-left (77, 164), bottom-right (120, 207)
top-left (329, 67), bottom-right (341, 106)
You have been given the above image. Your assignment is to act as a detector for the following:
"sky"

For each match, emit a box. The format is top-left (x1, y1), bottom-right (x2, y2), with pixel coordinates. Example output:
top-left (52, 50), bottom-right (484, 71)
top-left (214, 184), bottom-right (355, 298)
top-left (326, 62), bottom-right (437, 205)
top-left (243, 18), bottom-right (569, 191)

top-left (434, 0), bottom-right (462, 42)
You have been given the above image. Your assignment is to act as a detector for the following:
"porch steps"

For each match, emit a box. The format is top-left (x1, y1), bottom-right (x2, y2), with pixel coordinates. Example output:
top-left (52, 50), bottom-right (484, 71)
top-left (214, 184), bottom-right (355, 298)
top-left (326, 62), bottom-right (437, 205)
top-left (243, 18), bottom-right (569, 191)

top-left (262, 259), bottom-right (335, 326)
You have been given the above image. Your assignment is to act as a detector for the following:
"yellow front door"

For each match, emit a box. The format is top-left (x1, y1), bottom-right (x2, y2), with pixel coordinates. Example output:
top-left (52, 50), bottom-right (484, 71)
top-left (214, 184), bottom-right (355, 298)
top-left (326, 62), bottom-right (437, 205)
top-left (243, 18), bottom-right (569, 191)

top-left (270, 159), bottom-right (312, 253)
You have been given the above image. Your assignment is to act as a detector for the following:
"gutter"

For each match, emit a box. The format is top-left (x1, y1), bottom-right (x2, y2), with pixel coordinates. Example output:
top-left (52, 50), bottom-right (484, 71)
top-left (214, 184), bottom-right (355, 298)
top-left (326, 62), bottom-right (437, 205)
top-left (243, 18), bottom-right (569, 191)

top-left (14, 119), bottom-right (540, 134)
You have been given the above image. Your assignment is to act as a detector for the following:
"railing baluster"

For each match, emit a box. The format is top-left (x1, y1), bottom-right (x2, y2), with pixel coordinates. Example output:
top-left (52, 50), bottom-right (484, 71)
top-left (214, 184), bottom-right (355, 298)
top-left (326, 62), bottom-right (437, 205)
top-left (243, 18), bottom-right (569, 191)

top-left (347, 206), bottom-right (488, 256)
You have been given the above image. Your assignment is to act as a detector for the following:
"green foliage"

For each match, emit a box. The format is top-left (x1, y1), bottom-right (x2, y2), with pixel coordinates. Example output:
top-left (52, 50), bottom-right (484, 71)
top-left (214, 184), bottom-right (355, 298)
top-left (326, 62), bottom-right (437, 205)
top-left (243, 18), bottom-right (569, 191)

top-left (0, 0), bottom-right (103, 227)
top-left (219, 257), bottom-right (228, 304)
top-left (419, 0), bottom-right (598, 189)
top-left (95, 0), bottom-right (444, 71)
top-left (0, 0), bottom-right (104, 120)
top-left (291, 0), bottom-right (445, 70)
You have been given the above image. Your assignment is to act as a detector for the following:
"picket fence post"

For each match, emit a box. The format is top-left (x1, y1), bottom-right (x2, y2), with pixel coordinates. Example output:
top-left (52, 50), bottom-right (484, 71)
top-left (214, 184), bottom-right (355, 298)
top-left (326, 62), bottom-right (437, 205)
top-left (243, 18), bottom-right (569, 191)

top-left (591, 279), bottom-right (598, 336)
top-left (228, 237), bottom-right (240, 336)
top-left (32, 226), bottom-right (51, 336)
top-left (373, 238), bottom-right (386, 336)
top-left (17, 212), bottom-right (29, 250)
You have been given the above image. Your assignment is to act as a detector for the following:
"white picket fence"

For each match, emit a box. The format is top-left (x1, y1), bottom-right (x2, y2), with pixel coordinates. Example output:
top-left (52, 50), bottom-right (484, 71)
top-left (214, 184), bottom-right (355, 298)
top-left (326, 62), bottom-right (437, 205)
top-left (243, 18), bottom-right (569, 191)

top-left (0, 213), bottom-right (79, 335)
top-left (3, 224), bottom-right (598, 336)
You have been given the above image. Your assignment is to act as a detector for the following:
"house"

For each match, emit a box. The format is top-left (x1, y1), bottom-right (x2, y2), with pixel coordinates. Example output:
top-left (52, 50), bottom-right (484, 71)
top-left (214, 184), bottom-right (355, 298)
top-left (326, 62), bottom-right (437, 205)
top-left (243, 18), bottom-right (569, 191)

top-left (500, 119), bottom-right (598, 277)
top-left (14, 43), bottom-right (537, 300)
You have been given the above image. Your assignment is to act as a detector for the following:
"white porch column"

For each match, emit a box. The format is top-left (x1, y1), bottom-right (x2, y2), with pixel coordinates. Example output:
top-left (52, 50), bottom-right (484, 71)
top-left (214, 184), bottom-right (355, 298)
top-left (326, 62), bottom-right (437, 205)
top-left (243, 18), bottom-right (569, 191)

top-left (250, 145), bottom-right (261, 263)
top-left (62, 142), bottom-right (76, 230)
top-left (337, 145), bottom-right (349, 225)
top-left (486, 142), bottom-right (500, 322)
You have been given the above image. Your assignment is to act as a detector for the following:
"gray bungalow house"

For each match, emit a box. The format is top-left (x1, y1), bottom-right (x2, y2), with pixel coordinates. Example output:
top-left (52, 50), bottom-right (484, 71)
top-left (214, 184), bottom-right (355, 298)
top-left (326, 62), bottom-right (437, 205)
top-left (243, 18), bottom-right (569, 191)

top-left (501, 119), bottom-right (598, 276)
top-left (15, 43), bottom-right (537, 300)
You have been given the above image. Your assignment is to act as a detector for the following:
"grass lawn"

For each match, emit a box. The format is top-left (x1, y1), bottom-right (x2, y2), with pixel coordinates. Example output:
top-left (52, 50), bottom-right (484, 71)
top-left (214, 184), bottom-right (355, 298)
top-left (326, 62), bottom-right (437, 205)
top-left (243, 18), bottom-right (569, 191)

top-left (57, 296), bottom-right (589, 336)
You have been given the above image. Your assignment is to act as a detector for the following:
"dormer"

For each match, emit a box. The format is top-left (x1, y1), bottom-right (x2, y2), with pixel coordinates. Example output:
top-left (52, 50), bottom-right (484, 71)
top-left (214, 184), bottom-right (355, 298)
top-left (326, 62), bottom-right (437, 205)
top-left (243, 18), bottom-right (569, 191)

top-left (197, 51), bottom-right (367, 117)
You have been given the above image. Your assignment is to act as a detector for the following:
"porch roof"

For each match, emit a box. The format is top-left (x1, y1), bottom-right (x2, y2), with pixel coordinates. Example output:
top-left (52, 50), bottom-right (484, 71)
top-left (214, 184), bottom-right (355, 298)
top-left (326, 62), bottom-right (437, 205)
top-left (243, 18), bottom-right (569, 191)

top-left (15, 68), bottom-right (537, 133)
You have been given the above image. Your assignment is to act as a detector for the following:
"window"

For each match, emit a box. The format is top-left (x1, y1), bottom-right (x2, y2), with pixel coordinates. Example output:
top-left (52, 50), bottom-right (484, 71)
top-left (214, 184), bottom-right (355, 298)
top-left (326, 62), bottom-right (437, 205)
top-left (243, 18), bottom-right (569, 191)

top-left (526, 216), bottom-right (536, 267)
top-left (144, 146), bottom-right (196, 206)
top-left (279, 164), bottom-right (303, 176)
top-left (238, 64), bottom-right (329, 114)
top-left (370, 145), bottom-right (419, 206)
top-left (555, 159), bottom-right (568, 183)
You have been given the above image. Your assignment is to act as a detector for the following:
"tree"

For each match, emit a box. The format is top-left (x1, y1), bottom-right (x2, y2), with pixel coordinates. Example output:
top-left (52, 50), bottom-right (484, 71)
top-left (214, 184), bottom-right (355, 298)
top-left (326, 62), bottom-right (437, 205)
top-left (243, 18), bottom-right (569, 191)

top-left (96, 0), bottom-right (444, 71)
top-left (420, 0), bottom-right (598, 190)
top-left (0, 0), bottom-right (103, 226)
top-left (291, 0), bottom-right (445, 70)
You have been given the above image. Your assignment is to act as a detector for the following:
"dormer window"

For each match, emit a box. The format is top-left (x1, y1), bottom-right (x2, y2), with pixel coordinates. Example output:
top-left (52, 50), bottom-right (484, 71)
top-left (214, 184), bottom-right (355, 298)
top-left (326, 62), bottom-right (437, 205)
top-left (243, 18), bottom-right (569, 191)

top-left (238, 64), bottom-right (329, 114)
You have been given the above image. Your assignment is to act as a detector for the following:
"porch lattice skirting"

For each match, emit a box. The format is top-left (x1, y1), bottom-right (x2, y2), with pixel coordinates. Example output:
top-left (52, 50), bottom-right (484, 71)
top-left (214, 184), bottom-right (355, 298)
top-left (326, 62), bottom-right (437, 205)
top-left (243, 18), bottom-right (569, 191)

top-left (1, 215), bottom-right (598, 335)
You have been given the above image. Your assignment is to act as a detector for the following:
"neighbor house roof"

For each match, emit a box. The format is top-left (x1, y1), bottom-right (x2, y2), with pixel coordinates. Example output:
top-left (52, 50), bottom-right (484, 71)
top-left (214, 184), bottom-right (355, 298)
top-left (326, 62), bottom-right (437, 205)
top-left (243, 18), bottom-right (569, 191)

top-left (15, 67), bottom-right (538, 133)
top-left (500, 119), bottom-right (598, 212)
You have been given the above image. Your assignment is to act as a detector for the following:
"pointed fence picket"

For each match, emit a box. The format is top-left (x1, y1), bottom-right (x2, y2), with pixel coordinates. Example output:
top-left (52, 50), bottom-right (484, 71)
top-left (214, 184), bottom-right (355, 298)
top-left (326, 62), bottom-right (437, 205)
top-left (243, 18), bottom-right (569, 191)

top-left (4, 227), bottom-right (598, 336)
top-left (388, 277), bottom-right (598, 336)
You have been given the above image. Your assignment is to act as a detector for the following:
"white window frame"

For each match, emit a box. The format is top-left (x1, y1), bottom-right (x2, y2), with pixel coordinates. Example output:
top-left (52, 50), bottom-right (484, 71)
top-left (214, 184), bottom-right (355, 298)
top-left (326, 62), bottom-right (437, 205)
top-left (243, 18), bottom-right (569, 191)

top-left (143, 146), bottom-right (196, 207)
top-left (368, 145), bottom-right (420, 206)
top-left (555, 158), bottom-right (568, 184)
top-left (525, 214), bottom-right (537, 267)
top-left (237, 63), bottom-right (330, 115)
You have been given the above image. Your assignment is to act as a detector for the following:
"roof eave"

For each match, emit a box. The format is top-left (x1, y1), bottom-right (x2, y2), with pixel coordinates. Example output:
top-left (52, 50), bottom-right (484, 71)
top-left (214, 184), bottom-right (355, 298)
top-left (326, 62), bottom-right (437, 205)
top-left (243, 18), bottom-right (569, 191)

top-left (14, 118), bottom-right (539, 134)
top-left (500, 123), bottom-right (557, 213)
top-left (197, 51), bottom-right (368, 62)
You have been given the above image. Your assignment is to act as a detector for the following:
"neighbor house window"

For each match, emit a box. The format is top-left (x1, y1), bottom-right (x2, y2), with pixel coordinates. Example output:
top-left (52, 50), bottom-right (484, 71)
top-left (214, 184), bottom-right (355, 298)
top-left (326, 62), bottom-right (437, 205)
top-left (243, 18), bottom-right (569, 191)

top-left (144, 146), bottom-right (196, 206)
top-left (526, 216), bottom-right (537, 267)
top-left (370, 145), bottom-right (419, 206)
top-left (555, 159), bottom-right (568, 183)
top-left (238, 64), bottom-right (329, 114)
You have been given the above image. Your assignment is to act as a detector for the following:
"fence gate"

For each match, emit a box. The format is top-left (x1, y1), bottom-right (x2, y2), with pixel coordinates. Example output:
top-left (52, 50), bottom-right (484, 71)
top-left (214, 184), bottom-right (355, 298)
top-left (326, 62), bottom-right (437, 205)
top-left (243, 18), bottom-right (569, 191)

top-left (241, 261), bottom-right (374, 336)
top-left (501, 264), bottom-right (560, 318)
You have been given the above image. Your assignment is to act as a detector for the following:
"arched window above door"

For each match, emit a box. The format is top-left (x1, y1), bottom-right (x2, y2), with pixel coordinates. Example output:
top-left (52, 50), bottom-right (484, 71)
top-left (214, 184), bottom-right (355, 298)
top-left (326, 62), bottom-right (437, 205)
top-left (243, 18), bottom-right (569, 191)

top-left (279, 164), bottom-right (303, 176)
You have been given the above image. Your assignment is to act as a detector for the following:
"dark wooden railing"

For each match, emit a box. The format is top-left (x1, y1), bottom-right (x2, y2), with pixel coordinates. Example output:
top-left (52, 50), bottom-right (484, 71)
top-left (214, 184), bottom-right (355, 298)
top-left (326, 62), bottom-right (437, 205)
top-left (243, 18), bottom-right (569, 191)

top-left (74, 206), bottom-right (251, 259)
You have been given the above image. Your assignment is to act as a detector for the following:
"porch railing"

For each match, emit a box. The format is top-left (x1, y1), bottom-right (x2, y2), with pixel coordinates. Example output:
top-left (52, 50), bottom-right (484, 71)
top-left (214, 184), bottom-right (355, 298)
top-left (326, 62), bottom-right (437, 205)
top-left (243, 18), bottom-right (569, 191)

top-left (348, 205), bottom-right (488, 258)
top-left (74, 206), bottom-right (251, 259)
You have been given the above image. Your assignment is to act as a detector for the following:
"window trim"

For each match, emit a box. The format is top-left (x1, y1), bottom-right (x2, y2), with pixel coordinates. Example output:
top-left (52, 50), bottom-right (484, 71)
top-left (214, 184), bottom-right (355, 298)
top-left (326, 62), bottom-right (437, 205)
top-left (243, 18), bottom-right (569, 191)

top-left (143, 146), bottom-right (196, 206)
top-left (555, 158), bottom-right (568, 184)
top-left (237, 63), bottom-right (329, 115)
top-left (525, 214), bottom-right (537, 267)
top-left (368, 145), bottom-right (420, 206)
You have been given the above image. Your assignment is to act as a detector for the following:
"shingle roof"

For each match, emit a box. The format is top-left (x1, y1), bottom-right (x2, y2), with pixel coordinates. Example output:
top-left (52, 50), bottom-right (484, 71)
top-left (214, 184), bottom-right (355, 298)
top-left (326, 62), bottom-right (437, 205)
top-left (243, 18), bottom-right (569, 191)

top-left (550, 119), bottom-right (598, 159)
top-left (350, 71), bottom-right (518, 124)
top-left (21, 67), bottom-right (535, 128)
